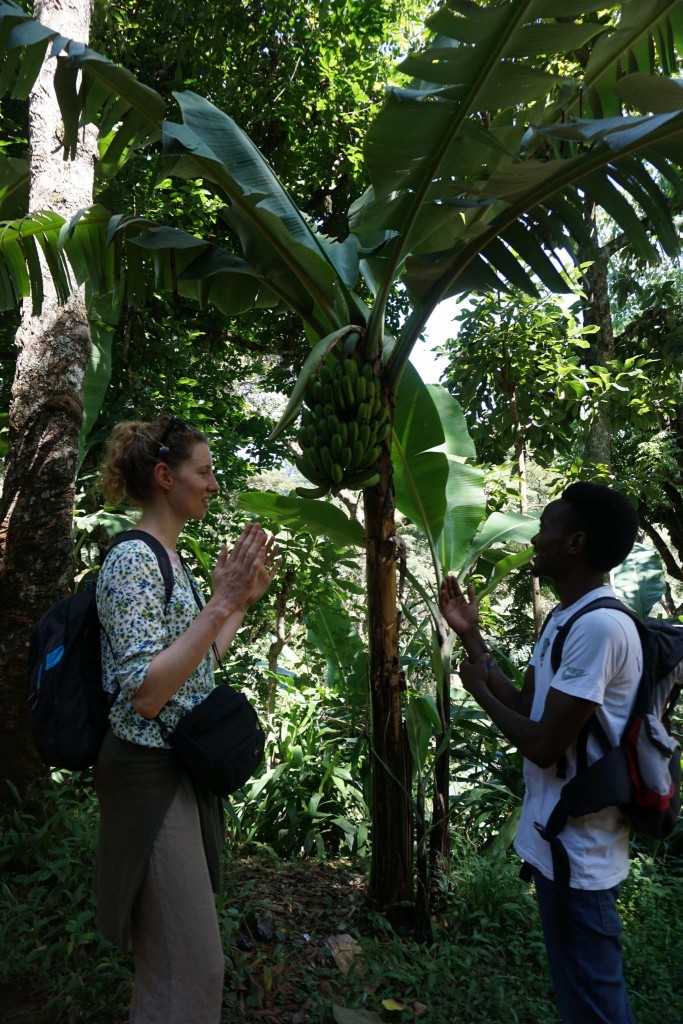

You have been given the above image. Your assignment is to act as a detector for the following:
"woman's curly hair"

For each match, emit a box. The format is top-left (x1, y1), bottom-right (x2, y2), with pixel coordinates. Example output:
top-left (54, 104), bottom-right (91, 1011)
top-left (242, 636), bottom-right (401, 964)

top-left (99, 415), bottom-right (207, 506)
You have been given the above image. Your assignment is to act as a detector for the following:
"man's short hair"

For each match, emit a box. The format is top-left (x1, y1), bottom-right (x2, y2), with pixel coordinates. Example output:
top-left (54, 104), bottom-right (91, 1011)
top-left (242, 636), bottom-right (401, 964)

top-left (561, 482), bottom-right (639, 572)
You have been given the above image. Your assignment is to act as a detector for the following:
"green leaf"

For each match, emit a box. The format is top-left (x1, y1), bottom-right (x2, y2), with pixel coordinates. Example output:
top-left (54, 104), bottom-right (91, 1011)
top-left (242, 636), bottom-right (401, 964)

top-left (461, 510), bottom-right (538, 580)
top-left (0, 152), bottom-right (28, 219)
top-left (476, 546), bottom-right (535, 602)
top-left (613, 542), bottom-right (667, 617)
top-left (238, 491), bottom-right (364, 548)
top-left (406, 693), bottom-right (441, 776)
top-left (159, 92), bottom-right (354, 330)
top-left (392, 362), bottom-right (485, 573)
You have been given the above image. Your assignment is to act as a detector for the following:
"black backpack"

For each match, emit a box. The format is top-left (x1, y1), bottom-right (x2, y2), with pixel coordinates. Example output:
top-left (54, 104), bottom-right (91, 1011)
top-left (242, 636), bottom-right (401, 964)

top-left (27, 530), bottom-right (174, 771)
top-left (535, 597), bottom-right (683, 889)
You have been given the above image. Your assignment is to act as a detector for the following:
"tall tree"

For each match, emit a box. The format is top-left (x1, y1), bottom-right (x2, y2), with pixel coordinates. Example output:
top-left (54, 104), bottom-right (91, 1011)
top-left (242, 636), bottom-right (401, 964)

top-left (0, 0), bottom-right (96, 787)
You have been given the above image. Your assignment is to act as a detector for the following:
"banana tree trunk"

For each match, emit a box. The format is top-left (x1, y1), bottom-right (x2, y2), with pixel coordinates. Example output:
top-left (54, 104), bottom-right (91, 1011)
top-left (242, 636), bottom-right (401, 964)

top-left (364, 419), bottom-right (413, 914)
top-left (0, 0), bottom-right (96, 800)
top-left (430, 617), bottom-right (450, 868)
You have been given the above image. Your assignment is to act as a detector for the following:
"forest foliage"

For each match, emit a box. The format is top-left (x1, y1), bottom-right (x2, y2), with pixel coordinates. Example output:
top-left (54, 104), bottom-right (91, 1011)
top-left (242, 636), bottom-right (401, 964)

top-left (1, 2), bottom-right (683, 1019)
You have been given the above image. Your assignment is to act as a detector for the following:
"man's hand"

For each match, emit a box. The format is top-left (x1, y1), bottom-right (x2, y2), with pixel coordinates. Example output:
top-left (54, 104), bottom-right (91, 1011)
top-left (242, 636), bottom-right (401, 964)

top-left (459, 653), bottom-right (491, 698)
top-left (439, 575), bottom-right (480, 636)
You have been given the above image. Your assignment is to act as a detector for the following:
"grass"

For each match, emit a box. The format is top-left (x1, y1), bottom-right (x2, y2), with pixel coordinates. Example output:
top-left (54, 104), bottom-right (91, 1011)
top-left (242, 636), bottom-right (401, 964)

top-left (1, 779), bottom-right (682, 1023)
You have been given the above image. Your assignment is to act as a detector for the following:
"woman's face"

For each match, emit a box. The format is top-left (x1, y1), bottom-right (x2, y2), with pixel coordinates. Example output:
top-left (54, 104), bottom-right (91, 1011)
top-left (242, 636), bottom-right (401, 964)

top-left (167, 442), bottom-right (220, 521)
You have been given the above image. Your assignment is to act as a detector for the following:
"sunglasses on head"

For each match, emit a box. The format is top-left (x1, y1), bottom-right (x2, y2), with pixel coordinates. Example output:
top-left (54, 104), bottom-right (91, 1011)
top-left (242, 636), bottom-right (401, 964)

top-left (157, 416), bottom-right (191, 458)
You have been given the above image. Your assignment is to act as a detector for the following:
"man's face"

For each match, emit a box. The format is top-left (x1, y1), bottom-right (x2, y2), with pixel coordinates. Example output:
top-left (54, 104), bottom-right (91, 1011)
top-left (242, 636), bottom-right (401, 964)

top-left (530, 499), bottom-right (575, 582)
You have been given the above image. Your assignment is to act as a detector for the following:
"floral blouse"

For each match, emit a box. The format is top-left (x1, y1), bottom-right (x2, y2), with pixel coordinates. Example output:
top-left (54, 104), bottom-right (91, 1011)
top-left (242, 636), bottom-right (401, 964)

top-left (96, 539), bottom-right (214, 748)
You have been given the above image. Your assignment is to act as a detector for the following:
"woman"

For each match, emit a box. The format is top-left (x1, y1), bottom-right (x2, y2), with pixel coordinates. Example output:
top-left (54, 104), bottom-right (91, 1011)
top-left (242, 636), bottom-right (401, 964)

top-left (94, 414), bottom-right (279, 1024)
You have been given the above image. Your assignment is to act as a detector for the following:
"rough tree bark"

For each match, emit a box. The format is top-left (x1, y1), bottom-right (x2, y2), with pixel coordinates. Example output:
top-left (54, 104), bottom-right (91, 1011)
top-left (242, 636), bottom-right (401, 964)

top-left (0, 0), bottom-right (97, 799)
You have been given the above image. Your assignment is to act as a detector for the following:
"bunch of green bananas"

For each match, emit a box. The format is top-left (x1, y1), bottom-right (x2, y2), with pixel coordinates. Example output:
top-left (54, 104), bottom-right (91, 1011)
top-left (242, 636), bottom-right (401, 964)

top-left (295, 357), bottom-right (389, 498)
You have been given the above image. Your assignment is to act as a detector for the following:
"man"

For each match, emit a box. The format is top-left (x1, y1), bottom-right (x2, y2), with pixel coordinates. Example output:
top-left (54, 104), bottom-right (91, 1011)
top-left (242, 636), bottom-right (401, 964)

top-left (440, 482), bottom-right (641, 1024)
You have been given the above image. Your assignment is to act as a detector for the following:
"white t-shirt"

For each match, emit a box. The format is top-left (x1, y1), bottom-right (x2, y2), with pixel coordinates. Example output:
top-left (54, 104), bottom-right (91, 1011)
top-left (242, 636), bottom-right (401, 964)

top-left (514, 585), bottom-right (642, 889)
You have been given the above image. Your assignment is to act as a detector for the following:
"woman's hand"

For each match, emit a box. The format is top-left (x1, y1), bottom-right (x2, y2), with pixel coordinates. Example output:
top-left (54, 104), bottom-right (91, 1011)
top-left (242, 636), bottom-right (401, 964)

top-left (439, 575), bottom-right (480, 637)
top-left (212, 523), bottom-right (280, 614)
top-left (243, 532), bottom-right (281, 606)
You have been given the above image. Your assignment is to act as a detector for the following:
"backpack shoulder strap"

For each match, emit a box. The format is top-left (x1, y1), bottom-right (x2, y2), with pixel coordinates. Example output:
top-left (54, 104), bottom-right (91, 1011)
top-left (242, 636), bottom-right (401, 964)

top-left (550, 596), bottom-right (633, 674)
top-left (104, 529), bottom-right (174, 607)
top-left (549, 597), bottom-right (632, 780)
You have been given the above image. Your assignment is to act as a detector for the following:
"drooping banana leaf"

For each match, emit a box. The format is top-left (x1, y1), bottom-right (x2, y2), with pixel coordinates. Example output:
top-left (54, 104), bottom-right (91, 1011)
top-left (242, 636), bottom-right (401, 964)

top-left (237, 491), bottom-right (365, 549)
top-left (613, 542), bottom-right (667, 617)
top-left (392, 360), bottom-right (486, 574)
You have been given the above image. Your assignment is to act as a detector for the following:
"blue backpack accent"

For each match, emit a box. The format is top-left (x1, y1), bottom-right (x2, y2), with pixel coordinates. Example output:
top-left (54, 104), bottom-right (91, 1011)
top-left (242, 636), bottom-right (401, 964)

top-left (27, 530), bottom-right (174, 771)
top-left (535, 597), bottom-right (683, 889)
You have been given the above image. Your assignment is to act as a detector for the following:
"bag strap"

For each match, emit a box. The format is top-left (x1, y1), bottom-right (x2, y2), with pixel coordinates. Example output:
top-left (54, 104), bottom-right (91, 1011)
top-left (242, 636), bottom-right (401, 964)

top-left (98, 531), bottom-right (175, 710)
top-left (550, 597), bottom-right (633, 674)
top-left (105, 529), bottom-right (174, 607)
top-left (551, 597), bottom-right (632, 779)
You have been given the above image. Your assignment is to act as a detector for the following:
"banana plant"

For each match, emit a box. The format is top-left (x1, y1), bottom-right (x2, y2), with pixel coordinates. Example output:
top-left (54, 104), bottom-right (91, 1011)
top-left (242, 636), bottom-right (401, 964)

top-left (243, 364), bottom-right (538, 862)
top-left (2, 0), bottom-right (683, 912)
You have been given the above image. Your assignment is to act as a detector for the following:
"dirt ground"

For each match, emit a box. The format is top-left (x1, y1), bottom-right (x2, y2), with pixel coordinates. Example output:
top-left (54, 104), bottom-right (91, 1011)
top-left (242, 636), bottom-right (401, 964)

top-left (222, 855), bottom-right (373, 1022)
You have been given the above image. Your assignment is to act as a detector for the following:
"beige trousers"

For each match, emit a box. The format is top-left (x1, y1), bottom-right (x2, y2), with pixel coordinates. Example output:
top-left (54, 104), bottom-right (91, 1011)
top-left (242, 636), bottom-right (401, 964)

top-left (129, 773), bottom-right (225, 1024)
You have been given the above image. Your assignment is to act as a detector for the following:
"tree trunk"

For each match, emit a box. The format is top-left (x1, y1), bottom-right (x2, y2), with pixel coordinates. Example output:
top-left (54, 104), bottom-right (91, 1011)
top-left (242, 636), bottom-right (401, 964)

top-left (365, 397), bottom-right (413, 915)
top-left (579, 233), bottom-right (614, 469)
top-left (430, 615), bottom-right (450, 868)
top-left (511, 387), bottom-right (542, 634)
top-left (0, 0), bottom-right (96, 799)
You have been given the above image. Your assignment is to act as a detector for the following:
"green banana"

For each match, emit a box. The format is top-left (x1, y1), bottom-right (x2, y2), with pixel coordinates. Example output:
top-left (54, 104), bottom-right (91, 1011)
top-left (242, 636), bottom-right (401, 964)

top-left (296, 483), bottom-right (330, 499)
top-left (342, 371), bottom-right (355, 408)
top-left (343, 358), bottom-right (358, 383)
top-left (330, 432), bottom-right (343, 460)
top-left (349, 440), bottom-right (365, 468)
top-left (320, 446), bottom-right (334, 476)
top-left (332, 378), bottom-right (347, 412)
top-left (375, 421), bottom-right (390, 444)
top-left (295, 456), bottom-right (327, 486)
top-left (342, 469), bottom-right (380, 490)
top-left (310, 381), bottom-right (324, 404)
top-left (357, 444), bottom-right (381, 471)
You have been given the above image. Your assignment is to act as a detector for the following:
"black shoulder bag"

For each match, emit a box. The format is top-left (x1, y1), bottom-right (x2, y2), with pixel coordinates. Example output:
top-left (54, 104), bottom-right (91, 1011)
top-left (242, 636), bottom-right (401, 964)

top-left (156, 559), bottom-right (266, 798)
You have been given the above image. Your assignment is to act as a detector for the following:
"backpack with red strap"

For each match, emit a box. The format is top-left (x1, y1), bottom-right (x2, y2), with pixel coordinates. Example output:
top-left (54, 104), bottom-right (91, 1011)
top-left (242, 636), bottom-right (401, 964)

top-left (535, 598), bottom-right (683, 889)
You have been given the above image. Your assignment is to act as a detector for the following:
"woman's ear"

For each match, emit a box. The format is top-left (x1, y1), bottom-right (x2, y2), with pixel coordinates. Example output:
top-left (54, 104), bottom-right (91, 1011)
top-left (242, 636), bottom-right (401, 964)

top-left (152, 461), bottom-right (174, 491)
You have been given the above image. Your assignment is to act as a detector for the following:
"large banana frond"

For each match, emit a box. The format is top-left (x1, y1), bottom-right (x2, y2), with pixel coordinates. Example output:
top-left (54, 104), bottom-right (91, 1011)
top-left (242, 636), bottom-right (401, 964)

top-left (0, 206), bottom-right (153, 312)
top-left (348, 1), bottom-right (683, 380)
top-left (159, 92), bottom-right (360, 332)
top-left (0, 0), bottom-right (165, 169)
top-left (0, 4), bottom-right (358, 330)
top-left (563, 0), bottom-right (683, 118)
